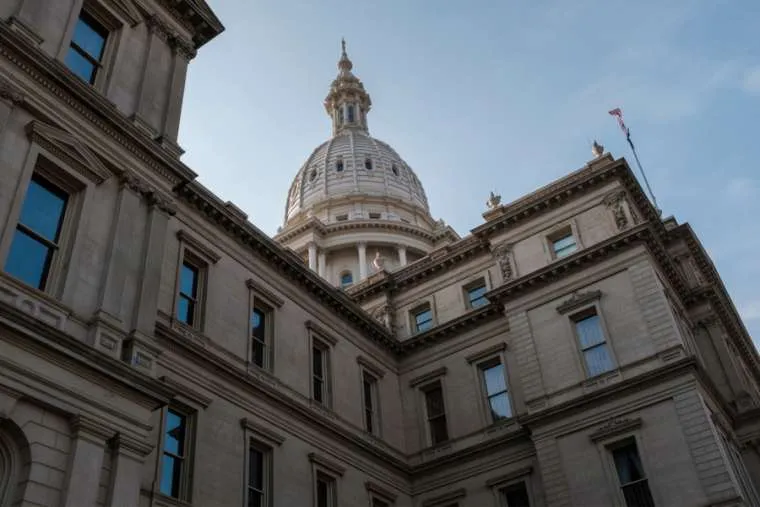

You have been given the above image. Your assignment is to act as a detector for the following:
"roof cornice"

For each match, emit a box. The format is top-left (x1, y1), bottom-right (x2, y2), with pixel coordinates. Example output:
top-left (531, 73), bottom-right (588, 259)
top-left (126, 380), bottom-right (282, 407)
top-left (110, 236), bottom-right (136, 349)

top-left (175, 182), bottom-right (400, 352)
top-left (0, 23), bottom-right (197, 185)
top-left (157, 0), bottom-right (224, 48)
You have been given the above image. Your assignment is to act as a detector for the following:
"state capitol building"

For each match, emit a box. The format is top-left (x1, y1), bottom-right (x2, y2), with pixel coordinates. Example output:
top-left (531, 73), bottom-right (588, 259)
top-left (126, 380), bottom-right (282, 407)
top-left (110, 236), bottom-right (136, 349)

top-left (0, 1), bottom-right (759, 507)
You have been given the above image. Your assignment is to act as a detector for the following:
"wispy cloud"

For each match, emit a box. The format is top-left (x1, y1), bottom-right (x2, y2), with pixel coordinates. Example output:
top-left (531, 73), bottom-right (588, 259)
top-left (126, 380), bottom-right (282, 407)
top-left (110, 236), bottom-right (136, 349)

top-left (740, 300), bottom-right (760, 322)
top-left (742, 67), bottom-right (760, 94)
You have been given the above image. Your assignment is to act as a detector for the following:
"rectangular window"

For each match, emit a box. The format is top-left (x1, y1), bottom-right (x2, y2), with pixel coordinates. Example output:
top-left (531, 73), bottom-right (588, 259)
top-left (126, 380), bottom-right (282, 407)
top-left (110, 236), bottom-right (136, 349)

top-left (502, 481), bottom-right (531, 507)
top-left (247, 442), bottom-right (270, 507)
top-left (368, 212), bottom-right (381, 219)
top-left (574, 311), bottom-right (614, 377)
top-left (372, 499), bottom-right (389, 507)
top-left (316, 474), bottom-right (336, 507)
top-left (251, 303), bottom-right (272, 369)
top-left (160, 408), bottom-right (191, 500)
top-left (65, 11), bottom-right (109, 84)
top-left (412, 305), bottom-right (433, 333)
top-left (177, 254), bottom-right (206, 328)
top-left (4, 175), bottom-right (69, 290)
top-left (479, 360), bottom-right (512, 421)
top-left (423, 383), bottom-right (449, 445)
top-left (335, 214), bottom-right (348, 221)
top-left (466, 281), bottom-right (488, 309)
top-left (312, 342), bottom-right (330, 405)
top-left (363, 372), bottom-right (379, 434)
top-left (552, 232), bottom-right (577, 258)
top-left (611, 439), bottom-right (655, 507)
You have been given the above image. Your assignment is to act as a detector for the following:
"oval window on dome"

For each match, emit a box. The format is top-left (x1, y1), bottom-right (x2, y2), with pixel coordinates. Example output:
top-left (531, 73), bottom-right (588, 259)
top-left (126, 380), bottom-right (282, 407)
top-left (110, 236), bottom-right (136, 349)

top-left (391, 164), bottom-right (399, 176)
top-left (365, 158), bottom-right (373, 170)
top-left (336, 159), bottom-right (344, 172)
top-left (340, 271), bottom-right (353, 288)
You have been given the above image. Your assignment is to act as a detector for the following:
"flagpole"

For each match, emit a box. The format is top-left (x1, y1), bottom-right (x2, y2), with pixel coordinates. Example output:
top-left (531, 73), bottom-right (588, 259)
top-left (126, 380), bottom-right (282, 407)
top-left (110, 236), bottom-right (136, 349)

top-left (609, 108), bottom-right (662, 217)
top-left (626, 134), bottom-right (661, 215)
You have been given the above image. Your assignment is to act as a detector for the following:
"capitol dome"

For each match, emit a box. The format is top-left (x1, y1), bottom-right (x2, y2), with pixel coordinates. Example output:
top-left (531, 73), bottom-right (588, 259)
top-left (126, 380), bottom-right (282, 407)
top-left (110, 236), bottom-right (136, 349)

top-left (276, 41), bottom-right (458, 287)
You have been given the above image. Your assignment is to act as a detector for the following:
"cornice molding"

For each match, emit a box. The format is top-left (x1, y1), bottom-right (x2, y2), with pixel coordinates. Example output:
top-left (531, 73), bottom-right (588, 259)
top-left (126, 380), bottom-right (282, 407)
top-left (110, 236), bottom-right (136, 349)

top-left (409, 367), bottom-right (448, 388)
top-left (308, 452), bottom-right (346, 476)
top-left (305, 320), bottom-right (338, 346)
top-left (365, 480), bottom-right (398, 502)
top-left (421, 487), bottom-right (466, 507)
top-left (357, 355), bottom-right (386, 378)
top-left (589, 417), bottom-right (642, 442)
top-left (556, 290), bottom-right (602, 315)
top-left (155, 0), bottom-right (224, 48)
top-left (240, 417), bottom-right (286, 447)
top-left (0, 24), bottom-right (197, 185)
top-left (465, 342), bottom-right (507, 364)
top-left (177, 229), bottom-right (221, 264)
top-left (0, 74), bottom-right (24, 104)
top-left (246, 278), bottom-right (285, 308)
top-left (485, 465), bottom-right (533, 488)
top-left (159, 375), bottom-right (212, 408)
top-left (26, 120), bottom-right (111, 184)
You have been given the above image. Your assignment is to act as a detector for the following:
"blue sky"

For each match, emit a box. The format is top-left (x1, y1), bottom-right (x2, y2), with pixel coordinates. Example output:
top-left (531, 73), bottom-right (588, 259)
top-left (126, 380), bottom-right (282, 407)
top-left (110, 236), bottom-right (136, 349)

top-left (179, 0), bottom-right (760, 342)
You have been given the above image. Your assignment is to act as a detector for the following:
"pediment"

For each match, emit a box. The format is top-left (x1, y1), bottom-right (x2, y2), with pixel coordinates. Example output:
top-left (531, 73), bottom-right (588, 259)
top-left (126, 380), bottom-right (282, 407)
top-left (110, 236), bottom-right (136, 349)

top-left (25, 121), bottom-right (111, 184)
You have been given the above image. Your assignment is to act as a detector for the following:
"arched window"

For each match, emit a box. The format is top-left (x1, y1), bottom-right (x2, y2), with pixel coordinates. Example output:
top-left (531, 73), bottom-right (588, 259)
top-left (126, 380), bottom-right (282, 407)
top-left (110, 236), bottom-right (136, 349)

top-left (336, 158), bottom-right (344, 172)
top-left (340, 271), bottom-right (353, 288)
top-left (391, 164), bottom-right (399, 176)
top-left (347, 105), bottom-right (355, 123)
top-left (365, 158), bottom-right (373, 170)
top-left (0, 421), bottom-right (30, 505)
top-left (309, 168), bottom-right (317, 182)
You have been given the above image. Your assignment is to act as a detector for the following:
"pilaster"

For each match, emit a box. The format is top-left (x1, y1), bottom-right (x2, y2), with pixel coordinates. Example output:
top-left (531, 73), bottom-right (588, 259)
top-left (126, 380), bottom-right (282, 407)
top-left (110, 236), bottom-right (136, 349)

top-left (358, 242), bottom-right (367, 280)
top-left (107, 433), bottom-right (153, 507)
top-left (61, 415), bottom-right (113, 507)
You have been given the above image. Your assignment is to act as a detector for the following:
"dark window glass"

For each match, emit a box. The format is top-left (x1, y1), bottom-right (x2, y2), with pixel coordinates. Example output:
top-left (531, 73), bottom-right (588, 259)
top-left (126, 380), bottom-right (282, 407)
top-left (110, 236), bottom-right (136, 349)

top-left (340, 272), bottom-right (353, 288)
top-left (5, 176), bottom-right (69, 290)
top-left (424, 384), bottom-right (448, 444)
top-left (575, 314), bottom-right (614, 376)
top-left (160, 409), bottom-right (187, 498)
top-left (612, 440), bottom-right (655, 507)
top-left (503, 481), bottom-right (531, 507)
top-left (414, 307), bottom-right (433, 332)
top-left (467, 283), bottom-right (488, 308)
top-left (65, 12), bottom-right (108, 84)
top-left (313, 346), bottom-right (325, 403)
top-left (251, 307), bottom-right (267, 367)
top-left (316, 477), bottom-right (332, 507)
top-left (177, 261), bottom-right (199, 325)
top-left (365, 158), bottom-right (373, 170)
top-left (391, 164), bottom-right (399, 176)
top-left (373, 499), bottom-right (389, 507)
top-left (363, 373), bottom-right (376, 434)
top-left (248, 445), bottom-right (264, 507)
top-left (336, 159), bottom-right (344, 172)
top-left (482, 362), bottom-right (512, 420)
top-left (347, 105), bottom-right (355, 123)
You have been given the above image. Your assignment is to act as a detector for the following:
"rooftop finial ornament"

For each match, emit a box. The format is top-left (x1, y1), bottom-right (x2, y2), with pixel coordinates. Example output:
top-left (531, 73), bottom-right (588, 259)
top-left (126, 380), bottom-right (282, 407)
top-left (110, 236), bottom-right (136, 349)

top-left (486, 191), bottom-right (502, 210)
top-left (592, 140), bottom-right (604, 158)
top-left (338, 38), bottom-right (352, 72)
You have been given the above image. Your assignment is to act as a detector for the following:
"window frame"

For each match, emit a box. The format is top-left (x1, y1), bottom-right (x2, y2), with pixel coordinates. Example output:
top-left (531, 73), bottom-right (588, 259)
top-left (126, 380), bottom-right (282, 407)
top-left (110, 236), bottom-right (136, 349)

top-left (308, 323), bottom-right (336, 408)
top-left (309, 453), bottom-right (344, 507)
top-left (602, 436), bottom-right (657, 507)
top-left (476, 357), bottom-right (513, 424)
top-left (545, 222), bottom-right (582, 261)
top-left (0, 151), bottom-right (88, 299)
top-left (246, 278), bottom-right (283, 372)
top-left (173, 231), bottom-right (220, 332)
top-left (420, 380), bottom-right (449, 447)
top-left (486, 466), bottom-right (535, 507)
top-left (339, 271), bottom-right (353, 289)
top-left (463, 277), bottom-right (489, 310)
top-left (157, 405), bottom-right (196, 502)
top-left (365, 158), bottom-right (373, 170)
top-left (61, 3), bottom-right (122, 90)
top-left (361, 370), bottom-right (380, 435)
top-left (410, 302), bottom-right (435, 334)
top-left (569, 305), bottom-right (617, 379)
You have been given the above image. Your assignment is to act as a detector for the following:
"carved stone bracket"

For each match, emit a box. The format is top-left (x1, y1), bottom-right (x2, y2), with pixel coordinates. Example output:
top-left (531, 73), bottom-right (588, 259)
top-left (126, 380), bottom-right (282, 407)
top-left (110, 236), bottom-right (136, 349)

top-left (603, 190), bottom-right (637, 231)
top-left (0, 75), bottom-right (24, 105)
top-left (490, 242), bottom-right (514, 282)
top-left (673, 254), bottom-right (706, 289)
top-left (145, 14), bottom-right (197, 59)
top-left (371, 304), bottom-right (394, 330)
top-left (119, 171), bottom-right (177, 216)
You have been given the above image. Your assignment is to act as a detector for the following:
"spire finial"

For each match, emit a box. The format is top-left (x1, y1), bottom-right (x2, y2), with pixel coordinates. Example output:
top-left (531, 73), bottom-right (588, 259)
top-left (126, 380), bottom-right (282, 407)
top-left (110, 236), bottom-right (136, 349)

top-left (338, 38), bottom-right (353, 72)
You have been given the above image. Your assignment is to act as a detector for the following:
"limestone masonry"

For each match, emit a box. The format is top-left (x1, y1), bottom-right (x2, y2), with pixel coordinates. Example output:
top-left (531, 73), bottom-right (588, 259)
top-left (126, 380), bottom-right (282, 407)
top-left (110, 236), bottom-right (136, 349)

top-left (0, 1), bottom-right (759, 506)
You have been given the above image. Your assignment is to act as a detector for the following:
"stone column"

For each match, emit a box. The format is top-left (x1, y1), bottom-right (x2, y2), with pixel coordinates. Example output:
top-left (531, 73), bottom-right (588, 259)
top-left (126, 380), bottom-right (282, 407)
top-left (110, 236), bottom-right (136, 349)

top-left (61, 416), bottom-right (112, 507)
top-left (397, 245), bottom-right (407, 266)
top-left (132, 196), bottom-right (174, 336)
top-left (318, 251), bottom-right (326, 278)
top-left (98, 177), bottom-right (143, 324)
top-left (159, 38), bottom-right (194, 156)
top-left (107, 434), bottom-right (153, 507)
top-left (358, 242), bottom-right (367, 280)
top-left (308, 243), bottom-right (317, 271)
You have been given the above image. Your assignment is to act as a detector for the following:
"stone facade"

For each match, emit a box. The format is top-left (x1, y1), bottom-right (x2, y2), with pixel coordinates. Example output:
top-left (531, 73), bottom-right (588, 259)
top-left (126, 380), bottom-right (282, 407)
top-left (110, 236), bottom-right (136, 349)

top-left (1, 2), bottom-right (760, 507)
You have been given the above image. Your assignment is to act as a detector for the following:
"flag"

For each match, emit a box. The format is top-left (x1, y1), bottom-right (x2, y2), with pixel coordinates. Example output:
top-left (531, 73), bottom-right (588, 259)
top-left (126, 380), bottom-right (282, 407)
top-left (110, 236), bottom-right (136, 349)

top-left (608, 108), bottom-right (630, 138)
